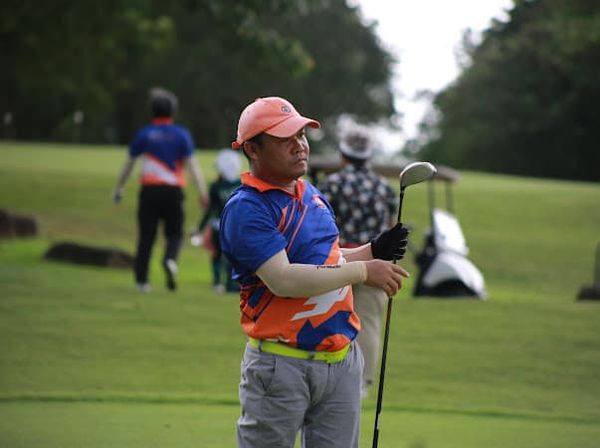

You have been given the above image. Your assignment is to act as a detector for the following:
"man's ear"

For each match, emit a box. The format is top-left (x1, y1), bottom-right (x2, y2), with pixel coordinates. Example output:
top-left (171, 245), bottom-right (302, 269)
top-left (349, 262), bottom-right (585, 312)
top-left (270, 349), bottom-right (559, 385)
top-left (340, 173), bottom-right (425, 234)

top-left (242, 141), bottom-right (259, 162)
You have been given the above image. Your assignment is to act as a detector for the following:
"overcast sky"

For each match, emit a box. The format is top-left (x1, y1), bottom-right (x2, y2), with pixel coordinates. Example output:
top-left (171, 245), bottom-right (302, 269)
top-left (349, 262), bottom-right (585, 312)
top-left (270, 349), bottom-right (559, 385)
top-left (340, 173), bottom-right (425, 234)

top-left (350, 0), bottom-right (513, 149)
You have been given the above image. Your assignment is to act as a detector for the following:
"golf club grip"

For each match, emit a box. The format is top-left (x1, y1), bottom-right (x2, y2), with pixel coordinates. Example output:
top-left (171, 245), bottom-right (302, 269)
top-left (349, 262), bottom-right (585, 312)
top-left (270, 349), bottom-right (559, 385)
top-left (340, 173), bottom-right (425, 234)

top-left (397, 188), bottom-right (405, 223)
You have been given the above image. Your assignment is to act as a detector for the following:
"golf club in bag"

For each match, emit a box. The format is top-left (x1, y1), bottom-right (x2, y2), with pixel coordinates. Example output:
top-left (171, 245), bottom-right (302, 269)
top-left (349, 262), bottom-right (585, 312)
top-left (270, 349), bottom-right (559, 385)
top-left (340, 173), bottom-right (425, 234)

top-left (372, 162), bottom-right (437, 448)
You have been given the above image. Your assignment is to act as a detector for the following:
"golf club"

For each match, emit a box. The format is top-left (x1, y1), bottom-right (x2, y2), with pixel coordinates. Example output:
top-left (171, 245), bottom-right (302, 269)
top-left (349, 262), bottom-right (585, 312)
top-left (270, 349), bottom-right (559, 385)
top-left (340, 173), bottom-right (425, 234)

top-left (372, 161), bottom-right (437, 448)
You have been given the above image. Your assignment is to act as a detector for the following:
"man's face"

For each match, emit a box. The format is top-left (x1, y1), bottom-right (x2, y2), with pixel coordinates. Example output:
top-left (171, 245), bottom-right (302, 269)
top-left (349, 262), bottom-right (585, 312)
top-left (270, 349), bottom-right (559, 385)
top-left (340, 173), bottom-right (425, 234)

top-left (250, 128), bottom-right (310, 184)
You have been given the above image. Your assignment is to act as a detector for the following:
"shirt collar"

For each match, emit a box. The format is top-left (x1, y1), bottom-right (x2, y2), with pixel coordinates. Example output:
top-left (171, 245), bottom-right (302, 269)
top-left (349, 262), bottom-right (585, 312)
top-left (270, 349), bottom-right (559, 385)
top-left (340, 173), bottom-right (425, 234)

top-left (343, 163), bottom-right (369, 173)
top-left (151, 117), bottom-right (174, 125)
top-left (241, 172), bottom-right (305, 199)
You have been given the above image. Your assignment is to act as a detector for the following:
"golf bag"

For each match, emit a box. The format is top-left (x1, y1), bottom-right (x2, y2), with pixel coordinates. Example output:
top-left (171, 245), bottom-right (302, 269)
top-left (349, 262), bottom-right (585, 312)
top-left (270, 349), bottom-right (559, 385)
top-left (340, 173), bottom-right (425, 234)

top-left (414, 208), bottom-right (486, 299)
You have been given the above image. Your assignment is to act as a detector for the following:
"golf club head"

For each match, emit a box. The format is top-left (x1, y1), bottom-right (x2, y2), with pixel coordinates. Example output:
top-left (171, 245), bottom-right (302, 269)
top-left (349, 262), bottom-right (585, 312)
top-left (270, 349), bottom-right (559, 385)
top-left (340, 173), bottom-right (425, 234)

top-left (399, 161), bottom-right (437, 189)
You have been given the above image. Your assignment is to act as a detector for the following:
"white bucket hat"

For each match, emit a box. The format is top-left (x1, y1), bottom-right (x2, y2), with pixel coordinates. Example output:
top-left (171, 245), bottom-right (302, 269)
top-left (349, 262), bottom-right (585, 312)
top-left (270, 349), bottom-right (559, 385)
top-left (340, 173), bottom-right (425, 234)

top-left (339, 131), bottom-right (373, 160)
top-left (216, 148), bottom-right (241, 182)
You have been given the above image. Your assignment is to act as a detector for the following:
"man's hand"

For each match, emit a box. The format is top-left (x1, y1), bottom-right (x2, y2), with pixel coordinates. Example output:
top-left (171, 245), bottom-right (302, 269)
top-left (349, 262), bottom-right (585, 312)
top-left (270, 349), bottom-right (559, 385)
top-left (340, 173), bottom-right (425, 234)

top-left (364, 259), bottom-right (410, 297)
top-left (370, 223), bottom-right (409, 261)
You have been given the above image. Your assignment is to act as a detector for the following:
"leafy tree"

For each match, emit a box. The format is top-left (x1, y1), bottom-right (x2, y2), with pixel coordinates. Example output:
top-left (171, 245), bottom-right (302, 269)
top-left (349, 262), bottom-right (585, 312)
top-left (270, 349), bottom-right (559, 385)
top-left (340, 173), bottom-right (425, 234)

top-left (417, 0), bottom-right (600, 181)
top-left (1, 0), bottom-right (396, 148)
top-left (113, 0), bottom-right (314, 145)
top-left (116, 0), bottom-right (395, 147)
top-left (0, 0), bottom-right (174, 142)
top-left (266, 1), bottom-right (395, 123)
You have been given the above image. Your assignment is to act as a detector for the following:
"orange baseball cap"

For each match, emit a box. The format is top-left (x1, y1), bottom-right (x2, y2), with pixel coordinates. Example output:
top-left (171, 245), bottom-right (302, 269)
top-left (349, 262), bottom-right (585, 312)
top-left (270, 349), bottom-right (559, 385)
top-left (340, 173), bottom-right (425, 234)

top-left (232, 97), bottom-right (320, 149)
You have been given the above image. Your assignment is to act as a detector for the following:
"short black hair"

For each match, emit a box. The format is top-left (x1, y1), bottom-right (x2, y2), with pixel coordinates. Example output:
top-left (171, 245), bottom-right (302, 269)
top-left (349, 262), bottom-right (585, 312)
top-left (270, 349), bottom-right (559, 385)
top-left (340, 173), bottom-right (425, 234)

top-left (241, 133), bottom-right (264, 163)
top-left (149, 87), bottom-right (178, 118)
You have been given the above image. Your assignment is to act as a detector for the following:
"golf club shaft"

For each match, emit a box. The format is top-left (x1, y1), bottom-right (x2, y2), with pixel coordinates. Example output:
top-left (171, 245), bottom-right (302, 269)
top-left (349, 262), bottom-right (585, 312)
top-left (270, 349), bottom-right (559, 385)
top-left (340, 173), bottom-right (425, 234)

top-left (372, 293), bottom-right (394, 447)
top-left (373, 186), bottom-right (406, 448)
top-left (397, 188), bottom-right (405, 223)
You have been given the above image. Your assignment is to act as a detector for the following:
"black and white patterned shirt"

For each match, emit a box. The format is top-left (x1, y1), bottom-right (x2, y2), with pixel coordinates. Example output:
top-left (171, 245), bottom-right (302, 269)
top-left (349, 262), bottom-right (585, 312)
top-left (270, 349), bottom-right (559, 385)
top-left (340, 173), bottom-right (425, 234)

top-left (319, 164), bottom-right (397, 247)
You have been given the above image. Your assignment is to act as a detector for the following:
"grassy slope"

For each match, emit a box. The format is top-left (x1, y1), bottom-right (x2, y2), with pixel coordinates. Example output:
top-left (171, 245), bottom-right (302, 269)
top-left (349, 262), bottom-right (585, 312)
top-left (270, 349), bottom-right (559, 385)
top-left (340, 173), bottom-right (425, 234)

top-left (1, 142), bottom-right (599, 447)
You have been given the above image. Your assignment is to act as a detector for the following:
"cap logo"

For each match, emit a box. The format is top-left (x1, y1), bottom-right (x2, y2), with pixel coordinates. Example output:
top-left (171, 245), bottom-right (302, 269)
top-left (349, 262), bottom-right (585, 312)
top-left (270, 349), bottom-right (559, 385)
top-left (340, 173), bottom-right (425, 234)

top-left (281, 105), bottom-right (292, 114)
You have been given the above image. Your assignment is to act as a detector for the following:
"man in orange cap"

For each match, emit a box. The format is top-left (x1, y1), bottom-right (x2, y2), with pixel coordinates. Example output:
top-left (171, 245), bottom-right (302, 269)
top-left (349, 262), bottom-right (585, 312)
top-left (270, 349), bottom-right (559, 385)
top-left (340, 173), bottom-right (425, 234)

top-left (220, 96), bottom-right (410, 448)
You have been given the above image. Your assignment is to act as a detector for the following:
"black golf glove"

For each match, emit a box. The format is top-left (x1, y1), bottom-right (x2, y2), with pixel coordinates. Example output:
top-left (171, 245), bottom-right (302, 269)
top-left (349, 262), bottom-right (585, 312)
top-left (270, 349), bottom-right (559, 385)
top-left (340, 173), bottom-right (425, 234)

top-left (370, 223), bottom-right (410, 261)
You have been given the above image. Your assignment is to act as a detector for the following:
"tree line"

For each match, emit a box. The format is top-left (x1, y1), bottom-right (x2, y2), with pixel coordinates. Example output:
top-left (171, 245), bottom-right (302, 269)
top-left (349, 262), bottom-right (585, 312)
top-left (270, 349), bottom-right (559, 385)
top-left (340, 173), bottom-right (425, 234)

top-left (0, 0), bottom-right (395, 148)
top-left (3, 0), bottom-right (598, 181)
top-left (414, 0), bottom-right (600, 182)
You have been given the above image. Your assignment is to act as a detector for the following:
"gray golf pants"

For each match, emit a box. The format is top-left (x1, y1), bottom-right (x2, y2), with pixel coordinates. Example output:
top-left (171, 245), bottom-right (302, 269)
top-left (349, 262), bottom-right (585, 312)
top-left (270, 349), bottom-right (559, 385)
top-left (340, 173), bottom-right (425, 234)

top-left (237, 341), bottom-right (364, 448)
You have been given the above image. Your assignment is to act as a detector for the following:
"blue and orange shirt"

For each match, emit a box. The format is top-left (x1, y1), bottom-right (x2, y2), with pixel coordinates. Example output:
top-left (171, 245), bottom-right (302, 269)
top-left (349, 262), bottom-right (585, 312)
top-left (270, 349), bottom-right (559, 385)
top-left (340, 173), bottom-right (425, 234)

top-left (220, 172), bottom-right (361, 352)
top-left (129, 118), bottom-right (194, 187)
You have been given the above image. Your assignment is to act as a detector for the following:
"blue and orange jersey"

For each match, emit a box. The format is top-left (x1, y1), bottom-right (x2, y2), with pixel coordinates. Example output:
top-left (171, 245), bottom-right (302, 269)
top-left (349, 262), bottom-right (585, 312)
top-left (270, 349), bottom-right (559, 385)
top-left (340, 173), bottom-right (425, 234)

top-left (220, 172), bottom-right (361, 352)
top-left (129, 118), bottom-right (194, 187)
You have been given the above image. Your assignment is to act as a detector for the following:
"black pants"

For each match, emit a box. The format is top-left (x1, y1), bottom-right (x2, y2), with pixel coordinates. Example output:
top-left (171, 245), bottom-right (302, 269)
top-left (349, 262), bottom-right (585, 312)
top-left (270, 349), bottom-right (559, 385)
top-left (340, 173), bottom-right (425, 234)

top-left (135, 185), bottom-right (184, 284)
top-left (210, 227), bottom-right (238, 291)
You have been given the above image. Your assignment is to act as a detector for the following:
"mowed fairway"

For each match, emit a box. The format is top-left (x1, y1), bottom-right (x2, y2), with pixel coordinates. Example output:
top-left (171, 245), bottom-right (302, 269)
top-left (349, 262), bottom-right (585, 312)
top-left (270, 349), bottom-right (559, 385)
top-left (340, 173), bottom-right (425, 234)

top-left (1, 142), bottom-right (599, 447)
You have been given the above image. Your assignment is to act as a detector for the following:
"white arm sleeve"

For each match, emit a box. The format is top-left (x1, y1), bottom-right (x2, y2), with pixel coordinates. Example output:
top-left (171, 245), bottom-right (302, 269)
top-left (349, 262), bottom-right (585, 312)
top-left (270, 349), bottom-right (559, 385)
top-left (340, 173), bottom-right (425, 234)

top-left (186, 155), bottom-right (208, 196)
top-left (256, 250), bottom-right (367, 298)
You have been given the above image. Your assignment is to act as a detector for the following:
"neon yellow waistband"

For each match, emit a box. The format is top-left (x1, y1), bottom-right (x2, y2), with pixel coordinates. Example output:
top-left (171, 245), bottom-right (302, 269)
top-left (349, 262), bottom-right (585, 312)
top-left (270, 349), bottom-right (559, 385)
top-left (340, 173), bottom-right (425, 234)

top-left (248, 337), bottom-right (350, 364)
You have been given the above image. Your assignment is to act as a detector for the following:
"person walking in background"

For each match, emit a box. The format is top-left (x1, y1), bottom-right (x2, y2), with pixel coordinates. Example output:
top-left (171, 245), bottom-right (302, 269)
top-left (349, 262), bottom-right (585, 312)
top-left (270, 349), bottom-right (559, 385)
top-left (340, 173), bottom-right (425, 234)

top-left (319, 130), bottom-right (399, 398)
top-left (112, 87), bottom-right (208, 293)
top-left (195, 148), bottom-right (241, 294)
top-left (220, 96), bottom-right (410, 448)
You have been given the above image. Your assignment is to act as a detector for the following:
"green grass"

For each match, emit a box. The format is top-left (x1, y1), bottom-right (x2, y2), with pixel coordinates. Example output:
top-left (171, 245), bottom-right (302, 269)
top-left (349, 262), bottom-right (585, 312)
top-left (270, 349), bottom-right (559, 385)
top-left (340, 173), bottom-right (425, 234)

top-left (1, 141), bottom-right (600, 447)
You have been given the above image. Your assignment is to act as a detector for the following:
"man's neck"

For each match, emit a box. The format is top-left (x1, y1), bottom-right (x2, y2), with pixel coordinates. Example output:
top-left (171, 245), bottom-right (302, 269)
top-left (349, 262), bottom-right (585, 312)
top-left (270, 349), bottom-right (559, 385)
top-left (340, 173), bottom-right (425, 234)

top-left (250, 168), bottom-right (296, 194)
